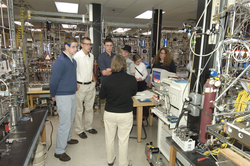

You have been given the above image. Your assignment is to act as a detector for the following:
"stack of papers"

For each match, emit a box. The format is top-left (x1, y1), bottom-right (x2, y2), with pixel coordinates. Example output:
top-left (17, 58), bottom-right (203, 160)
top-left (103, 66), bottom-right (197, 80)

top-left (133, 90), bottom-right (155, 99)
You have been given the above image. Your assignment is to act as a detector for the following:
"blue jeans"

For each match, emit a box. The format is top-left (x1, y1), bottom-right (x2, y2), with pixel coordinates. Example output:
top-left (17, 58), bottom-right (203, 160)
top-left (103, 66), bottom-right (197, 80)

top-left (55, 94), bottom-right (76, 154)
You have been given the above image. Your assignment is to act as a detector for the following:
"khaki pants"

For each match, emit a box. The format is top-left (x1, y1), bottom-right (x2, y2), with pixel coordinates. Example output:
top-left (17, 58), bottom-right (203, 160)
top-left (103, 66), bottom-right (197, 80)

top-left (104, 111), bottom-right (133, 166)
top-left (75, 82), bottom-right (96, 134)
top-left (100, 98), bottom-right (106, 124)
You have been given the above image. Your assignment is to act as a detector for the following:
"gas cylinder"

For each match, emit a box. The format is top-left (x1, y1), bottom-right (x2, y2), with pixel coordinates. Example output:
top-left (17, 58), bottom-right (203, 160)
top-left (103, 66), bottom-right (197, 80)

top-left (199, 79), bottom-right (216, 143)
top-left (93, 59), bottom-right (99, 86)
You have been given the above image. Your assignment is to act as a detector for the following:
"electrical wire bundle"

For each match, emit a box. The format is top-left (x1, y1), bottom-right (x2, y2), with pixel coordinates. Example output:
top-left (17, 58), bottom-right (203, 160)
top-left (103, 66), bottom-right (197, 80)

top-left (234, 84), bottom-right (250, 114)
top-left (45, 120), bottom-right (53, 152)
top-left (203, 132), bottom-right (236, 158)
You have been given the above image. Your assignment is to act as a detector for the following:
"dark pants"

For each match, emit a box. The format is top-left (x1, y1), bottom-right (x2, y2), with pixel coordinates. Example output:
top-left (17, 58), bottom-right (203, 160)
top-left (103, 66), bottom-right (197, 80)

top-left (137, 81), bottom-right (147, 92)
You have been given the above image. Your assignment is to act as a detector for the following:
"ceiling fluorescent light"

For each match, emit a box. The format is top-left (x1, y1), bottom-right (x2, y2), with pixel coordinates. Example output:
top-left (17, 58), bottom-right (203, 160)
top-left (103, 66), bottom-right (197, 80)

top-left (113, 28), bottom-right (131, 33)
top-left (25, 22), bottom-right (34, 26)
top-left (29, 28), bottom-right (41, 32)
top-left (136, 10), bottom-right (152, 19)
top-left (14, 21), bottom-right (21, 25)
top-left (136, 10), bottom-right (166, 19)
top-left (55, 2), bottom-right (78, 13)
top-left (14, 21), bottom-right (34, 26)
top-left (1, 3), bottom-right (7, 8)
top-left (61, 24), bottom-right (77, 29)
top-left (142, 31), bottom-right (151, 35)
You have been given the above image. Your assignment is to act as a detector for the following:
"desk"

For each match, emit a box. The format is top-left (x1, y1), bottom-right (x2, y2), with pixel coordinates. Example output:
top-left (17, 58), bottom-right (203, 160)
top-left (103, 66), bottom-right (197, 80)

top-left (166, 137), bottom-right (216, 166)
top-left (132, 97), bottom-right (155, 143)
top-left (27, 90), bottom-right (50, 108)
top-left (0, 109), bottom-right (48, 166)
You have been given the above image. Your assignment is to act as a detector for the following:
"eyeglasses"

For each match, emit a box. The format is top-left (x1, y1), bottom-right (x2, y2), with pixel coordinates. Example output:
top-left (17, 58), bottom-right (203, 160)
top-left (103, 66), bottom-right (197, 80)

top-left (160, 52), bottom-right (166, 55)
top-left (105, 45), bottom-right (113, 47)
top-left (82, 43), bottom-right (93, 46)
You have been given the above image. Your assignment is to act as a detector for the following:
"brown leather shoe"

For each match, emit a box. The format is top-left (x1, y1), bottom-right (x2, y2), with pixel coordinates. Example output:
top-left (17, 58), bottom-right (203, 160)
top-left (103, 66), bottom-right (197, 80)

top-left (67, 139), bottom-right (78, 144)
top-left (54, 153), bottom-right (71, 161)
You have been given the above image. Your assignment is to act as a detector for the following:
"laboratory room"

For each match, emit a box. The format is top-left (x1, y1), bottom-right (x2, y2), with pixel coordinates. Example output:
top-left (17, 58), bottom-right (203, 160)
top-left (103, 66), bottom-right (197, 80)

top-left (0, 0), bottom-right (250, 166)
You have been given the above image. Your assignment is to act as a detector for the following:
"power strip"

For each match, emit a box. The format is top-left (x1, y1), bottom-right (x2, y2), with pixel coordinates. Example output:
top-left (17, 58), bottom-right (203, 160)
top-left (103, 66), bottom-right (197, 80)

top-left (172, 131), bottom-right (195, 152)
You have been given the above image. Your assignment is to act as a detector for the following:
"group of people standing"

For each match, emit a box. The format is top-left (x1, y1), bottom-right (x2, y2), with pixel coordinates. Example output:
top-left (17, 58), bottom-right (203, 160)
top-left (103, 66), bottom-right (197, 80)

top-left (50, 36), bottom-right (98, 162)
top-left (49, 36), bottom-right (176, 166)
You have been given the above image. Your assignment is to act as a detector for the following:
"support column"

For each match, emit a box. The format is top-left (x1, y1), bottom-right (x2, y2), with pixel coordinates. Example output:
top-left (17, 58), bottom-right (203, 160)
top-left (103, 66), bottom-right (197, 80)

top-left (190, 0), bottom-right (213, 93)
top-left (149, 9), bottom-right (162, 65)
top-left (89, 3), bottom-right (102, 58)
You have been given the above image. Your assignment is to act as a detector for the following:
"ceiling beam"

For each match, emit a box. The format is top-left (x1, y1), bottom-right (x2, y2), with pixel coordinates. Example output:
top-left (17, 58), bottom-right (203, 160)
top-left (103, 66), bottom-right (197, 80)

top-left (28, 10), bottom-right (88, 18)
top-left (27, 16), bottom-right (150, 29)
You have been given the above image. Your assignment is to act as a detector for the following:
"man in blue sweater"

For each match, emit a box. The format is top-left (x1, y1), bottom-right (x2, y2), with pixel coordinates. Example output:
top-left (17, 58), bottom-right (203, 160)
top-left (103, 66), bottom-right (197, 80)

top-left (50, 36), bottom-right (78, 162)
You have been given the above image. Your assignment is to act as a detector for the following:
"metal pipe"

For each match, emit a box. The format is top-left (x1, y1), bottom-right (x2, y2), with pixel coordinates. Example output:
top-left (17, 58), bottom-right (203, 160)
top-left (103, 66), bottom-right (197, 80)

top-left (7, 0), bottom-right (11, 48)
top-left (1, 0), bottom-right (6, 48)
top-left (149, 8), bottom-right (154, 67)
top-left (211, 0), bottom-right (227, 130)
top-left (156, 9), bottom-right (160, 54)
top-left (195, 0), bottom-right (208, 93)
top-left (28, 10), bottom-right (88, 19)
top-left (214, 110), bottom-right (250, 116)
top-left (28, 16), bottom-right (87, 24)
top-left (215, 64), bottom-right (250, 103)
top-left (230, 6), bottom-right (236, 35)
top-left (106, 22), bottom-right (150, 29)
top-left (0, 25), bottom-right (10, 30)
top-left (214, 0), bottom-right (225, 74)
top-left (8, 0), bottom-right (16, 49)
top-left (28, 17), bottom-right (150, 29)
top-left (225, 52), bottom-right (231, 75)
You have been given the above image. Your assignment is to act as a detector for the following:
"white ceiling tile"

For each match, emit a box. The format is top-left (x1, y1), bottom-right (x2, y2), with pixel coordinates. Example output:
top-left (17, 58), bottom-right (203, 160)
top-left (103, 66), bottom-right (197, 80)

top-left (79, 0), bottom-right (109, 14)
top-left (24, 0), bottom-right (57, 11)
top-left (108, 16), bottom-right (131, 23)
top-left (80, 0), bottom-right (108, 4)
top-left (19, 0), bottom-right (199, 28)
top-left (173, 13), bottom-right (197, 21)
top-left (54, 0), bottom-right (80, 3)
top-left (104, 0), bottom-right (136, 9)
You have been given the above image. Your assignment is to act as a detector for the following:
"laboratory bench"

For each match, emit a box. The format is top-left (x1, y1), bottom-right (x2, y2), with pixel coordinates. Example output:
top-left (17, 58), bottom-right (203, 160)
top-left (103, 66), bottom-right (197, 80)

top-left (132, 97), bottom-right (155, 142)
top-left (27, 90), bottom-right (51, 108)
top-left (166, 137), bottom-right (217, 166)
top-left (0, 108), bottom-right (48, 166)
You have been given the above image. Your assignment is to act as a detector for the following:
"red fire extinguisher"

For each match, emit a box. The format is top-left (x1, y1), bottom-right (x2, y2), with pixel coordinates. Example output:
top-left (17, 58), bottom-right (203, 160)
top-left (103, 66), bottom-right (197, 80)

top-left (199, 79), bottom-right (216, 143)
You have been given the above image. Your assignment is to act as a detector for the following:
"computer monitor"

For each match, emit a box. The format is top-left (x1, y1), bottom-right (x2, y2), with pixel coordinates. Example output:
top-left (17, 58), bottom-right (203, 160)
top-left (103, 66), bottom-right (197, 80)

top-left (152, 68), bottom-right (177, 82)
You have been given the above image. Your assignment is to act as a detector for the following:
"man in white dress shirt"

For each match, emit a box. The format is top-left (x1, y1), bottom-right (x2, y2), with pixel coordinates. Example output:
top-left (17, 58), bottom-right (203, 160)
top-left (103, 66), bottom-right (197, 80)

top-left (74, 37), bottom-right (97, 139)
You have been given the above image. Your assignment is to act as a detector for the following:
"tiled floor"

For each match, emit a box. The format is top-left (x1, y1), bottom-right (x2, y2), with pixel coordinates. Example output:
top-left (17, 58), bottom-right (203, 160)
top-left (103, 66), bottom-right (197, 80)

top-left (43, 110), bottom-right (168, 166)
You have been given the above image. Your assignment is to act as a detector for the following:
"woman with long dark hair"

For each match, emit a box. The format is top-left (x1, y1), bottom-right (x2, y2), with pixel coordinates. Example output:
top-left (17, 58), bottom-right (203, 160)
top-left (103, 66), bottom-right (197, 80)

top-left (149, 47), bottom-right (176, 88)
